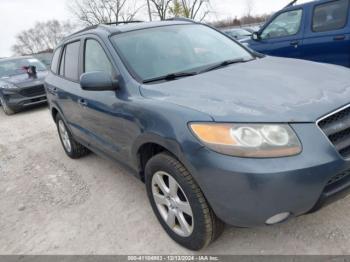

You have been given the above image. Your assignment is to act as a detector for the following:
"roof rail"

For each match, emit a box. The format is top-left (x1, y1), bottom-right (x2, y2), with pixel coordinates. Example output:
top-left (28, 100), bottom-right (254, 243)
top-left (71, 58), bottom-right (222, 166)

top-left (65, 21), bottom-right (144, 39)
top-left (166, 17), bottom-right (196, 23)
top-left (67, 25), bottom-right (99, 38)
top-left (103, 21), bottom-right (144, 26)
top-left (284, 0), bottom-right (298, 9)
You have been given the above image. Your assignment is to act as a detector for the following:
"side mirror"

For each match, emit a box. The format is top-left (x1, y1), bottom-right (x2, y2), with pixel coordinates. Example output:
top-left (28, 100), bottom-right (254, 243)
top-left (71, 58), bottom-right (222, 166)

top-left (80, 71), bottom-right (118, 91)
top-left (252, 32), bottom-right (261, 41)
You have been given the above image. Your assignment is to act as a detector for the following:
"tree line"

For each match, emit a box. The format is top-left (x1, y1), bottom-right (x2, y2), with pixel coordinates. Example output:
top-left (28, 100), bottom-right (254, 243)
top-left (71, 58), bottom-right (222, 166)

top-left (211, 14), bottom-right (270, 29)
top-left (68, 0), bottom-right (211, 25)
top-left (12, 0), bottom-right (266, 56)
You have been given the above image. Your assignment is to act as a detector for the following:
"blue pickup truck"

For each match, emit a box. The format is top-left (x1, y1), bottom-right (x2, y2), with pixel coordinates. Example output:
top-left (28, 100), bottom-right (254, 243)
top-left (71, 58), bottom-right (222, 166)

top-left (242, 0), bottom-right (350, 67)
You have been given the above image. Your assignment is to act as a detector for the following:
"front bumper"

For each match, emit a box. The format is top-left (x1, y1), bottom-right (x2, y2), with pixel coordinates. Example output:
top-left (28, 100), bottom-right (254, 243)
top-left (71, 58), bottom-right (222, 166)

top-left (1, 87), bottom-right (47, 111)
top-left (184, 123), bottom-right (350, 227)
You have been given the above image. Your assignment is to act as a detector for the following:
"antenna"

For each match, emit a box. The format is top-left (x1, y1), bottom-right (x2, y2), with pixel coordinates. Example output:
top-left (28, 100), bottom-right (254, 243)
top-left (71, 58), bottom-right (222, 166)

top-left (284, 0), bottom-right (298, 9)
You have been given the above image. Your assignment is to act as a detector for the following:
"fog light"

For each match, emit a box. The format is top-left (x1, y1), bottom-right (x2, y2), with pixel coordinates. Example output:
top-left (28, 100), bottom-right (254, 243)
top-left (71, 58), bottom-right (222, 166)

top-left (265, 212), bottom-right (290, 225)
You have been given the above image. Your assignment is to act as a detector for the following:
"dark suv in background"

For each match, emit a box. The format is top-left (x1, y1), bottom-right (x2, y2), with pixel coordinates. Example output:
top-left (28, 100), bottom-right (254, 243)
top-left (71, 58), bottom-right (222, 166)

top-left (242, 0), bottom-right (350, 67)
top-left (46, 20), bottom-right (350, 250)
top-left (0, 57), bottom-right (48, 115)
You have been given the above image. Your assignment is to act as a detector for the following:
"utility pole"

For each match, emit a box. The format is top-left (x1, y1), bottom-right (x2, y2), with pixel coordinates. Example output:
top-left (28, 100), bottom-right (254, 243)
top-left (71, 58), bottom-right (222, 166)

top-left (146, 0), bottom-right (152, 21)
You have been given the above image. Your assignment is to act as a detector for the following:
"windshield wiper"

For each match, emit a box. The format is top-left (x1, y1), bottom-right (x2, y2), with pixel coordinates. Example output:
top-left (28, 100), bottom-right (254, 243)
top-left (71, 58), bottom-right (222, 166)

top-left (143, 71), bottom-right (198, 83)
top-left (199, 58), bottom-right (252, 73)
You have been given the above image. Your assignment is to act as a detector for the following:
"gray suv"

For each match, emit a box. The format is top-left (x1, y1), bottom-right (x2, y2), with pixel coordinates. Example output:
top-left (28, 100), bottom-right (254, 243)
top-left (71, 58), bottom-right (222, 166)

top-left (45, 19), bottom-right (350, 250)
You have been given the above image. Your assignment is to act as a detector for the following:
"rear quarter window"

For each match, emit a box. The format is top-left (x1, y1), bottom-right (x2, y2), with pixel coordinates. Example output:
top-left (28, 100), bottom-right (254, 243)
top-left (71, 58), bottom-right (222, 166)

top-left (312, 0), bottom-right (349, 32)
top-left (63, 41), bottom-right (80, 81)
top-left (50, 47), bottom-right (62, 74)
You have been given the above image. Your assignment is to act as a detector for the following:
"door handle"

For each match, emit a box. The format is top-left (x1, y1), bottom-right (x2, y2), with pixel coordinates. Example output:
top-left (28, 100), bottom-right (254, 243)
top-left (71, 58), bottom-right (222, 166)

top-left (290, 41), bottom-right (299, 47)
top-left (78, 98), bottom-right (88, 107)
top-left (334, 35), bottom-right (346, 41)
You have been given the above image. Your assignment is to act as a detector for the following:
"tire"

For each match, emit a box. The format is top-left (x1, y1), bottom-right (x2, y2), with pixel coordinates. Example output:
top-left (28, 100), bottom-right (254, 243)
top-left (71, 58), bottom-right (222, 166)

top-left (0, 95), bottom-right (15, 115)
top-left (55, 114), bottom-right (89, 159)
top-left (145, 152), bottom-right (224, 250)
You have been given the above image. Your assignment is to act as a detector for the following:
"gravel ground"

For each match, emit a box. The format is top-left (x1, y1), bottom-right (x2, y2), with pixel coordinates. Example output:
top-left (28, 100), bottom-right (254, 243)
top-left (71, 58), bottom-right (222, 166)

top-left (1, 106), bottom-right (350, 255)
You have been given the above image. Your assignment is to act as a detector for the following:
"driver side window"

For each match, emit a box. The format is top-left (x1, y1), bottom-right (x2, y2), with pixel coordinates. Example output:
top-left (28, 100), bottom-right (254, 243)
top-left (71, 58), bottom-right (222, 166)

top-left (261, 9), bottom-right (303, 40)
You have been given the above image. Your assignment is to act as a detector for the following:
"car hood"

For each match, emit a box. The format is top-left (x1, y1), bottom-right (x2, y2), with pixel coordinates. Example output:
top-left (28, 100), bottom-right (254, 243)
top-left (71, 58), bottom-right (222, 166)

top-left (0, 71), bottom-right (47, 88)
top-left (140, 57), bottom-right (350, 122)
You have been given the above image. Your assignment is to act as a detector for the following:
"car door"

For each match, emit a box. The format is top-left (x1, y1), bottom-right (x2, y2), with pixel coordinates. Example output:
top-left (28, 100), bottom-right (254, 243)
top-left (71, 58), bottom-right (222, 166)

top-left (46, 39), bottom-right (91, 143)
top-left (301, 0), bottom-right (350, 67)
top-left (76, 36), bottom-right (129, 161)
top-left (45, 46), bottom-right (62, 107)
top-left (250, 8), bottom-right (305, 58)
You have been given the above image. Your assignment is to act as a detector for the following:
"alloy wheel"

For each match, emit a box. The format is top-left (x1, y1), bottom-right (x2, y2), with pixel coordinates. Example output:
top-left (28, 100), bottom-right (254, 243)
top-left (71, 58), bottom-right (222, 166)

top-left (0, 97), bottom-right (8, 112)
top-left (58, 120), bottom-right (72, 153)
top-left (151, 171), bottom-right (194, 237)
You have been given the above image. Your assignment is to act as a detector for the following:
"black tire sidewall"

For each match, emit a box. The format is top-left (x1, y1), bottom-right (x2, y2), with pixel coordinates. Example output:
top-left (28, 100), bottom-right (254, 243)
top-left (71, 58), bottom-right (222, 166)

top-left (145, 154), bottom-right (212, 250)
top-left (55, 114), bottom-right (75, 157)
top-left (0, 95), bottom-right (14, 115)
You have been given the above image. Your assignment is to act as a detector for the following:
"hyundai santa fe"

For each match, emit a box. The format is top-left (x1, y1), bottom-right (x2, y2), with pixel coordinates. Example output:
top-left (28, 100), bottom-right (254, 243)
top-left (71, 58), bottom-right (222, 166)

top-left (45, 19), bottom-right (350, 250)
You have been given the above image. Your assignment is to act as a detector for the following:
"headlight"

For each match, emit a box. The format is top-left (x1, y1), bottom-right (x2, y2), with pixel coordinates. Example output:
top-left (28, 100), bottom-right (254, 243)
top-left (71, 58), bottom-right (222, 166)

top-left (0, 81), bottom-right (17, 89)
top-left (189, 123), bottom-right (302, 158)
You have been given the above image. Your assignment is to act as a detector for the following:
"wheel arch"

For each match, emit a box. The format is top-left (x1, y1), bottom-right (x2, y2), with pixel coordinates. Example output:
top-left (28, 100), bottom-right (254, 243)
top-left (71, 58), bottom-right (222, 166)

top-left (51, 106), bottom-right (59, 121)
top-left (50, 105), bottom-right (75, 136)
top-left (133, 133), bottom-right (184, 182)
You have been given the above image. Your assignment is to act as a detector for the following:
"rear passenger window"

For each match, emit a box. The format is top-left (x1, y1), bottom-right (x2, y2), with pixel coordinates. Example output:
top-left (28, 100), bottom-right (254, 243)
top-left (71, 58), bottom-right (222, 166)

top-left (51, 47), bottom-right (61, 74)
top-left (84, 39), bottom-right (113, 75)
top-left (59, 48), bottom-right (65, 76)
top-left (312, 0), bottom-right (349, 32)
top-left (63, 41), bottom-right (80, 81)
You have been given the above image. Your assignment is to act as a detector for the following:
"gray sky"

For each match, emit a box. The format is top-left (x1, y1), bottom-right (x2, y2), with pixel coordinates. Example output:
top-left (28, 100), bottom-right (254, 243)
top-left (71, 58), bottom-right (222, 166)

top-left (0, 0), bottom-right (310, 57)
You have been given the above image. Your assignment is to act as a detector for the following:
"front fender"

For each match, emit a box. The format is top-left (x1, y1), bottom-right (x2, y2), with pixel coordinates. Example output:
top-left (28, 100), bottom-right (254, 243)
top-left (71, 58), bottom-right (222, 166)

top-left (131, 132), bottom-right (185, 168)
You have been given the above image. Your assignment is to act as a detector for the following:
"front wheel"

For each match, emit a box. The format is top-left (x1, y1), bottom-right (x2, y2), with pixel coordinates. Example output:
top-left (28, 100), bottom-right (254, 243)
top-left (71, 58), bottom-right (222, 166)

top-left (0, 95), bottom-right (15, 115)
top-left (145, 153), bottom-right (224, 250)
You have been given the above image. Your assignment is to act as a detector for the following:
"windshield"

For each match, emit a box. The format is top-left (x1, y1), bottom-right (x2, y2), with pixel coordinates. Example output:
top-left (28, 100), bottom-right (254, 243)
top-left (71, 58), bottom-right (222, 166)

top-left (111, 24), bottom-right (253, 82)
top-left (0, 58), bottom-right (47, 78)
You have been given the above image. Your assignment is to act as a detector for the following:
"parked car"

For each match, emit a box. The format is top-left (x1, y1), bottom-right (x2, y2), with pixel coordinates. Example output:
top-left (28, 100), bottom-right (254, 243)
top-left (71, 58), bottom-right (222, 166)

top-left (243, 25), bottom-right (262, 33)
top-left (223, 28), bottom-right (252, 40)
top-left (241, 0), bottom-right (350, 67)
top-left (0, 57), bottom-right (48, 115)
top-left (33, 51), bottom-right (53, 68)
top-left (46, 19), bottom-right (350, 250)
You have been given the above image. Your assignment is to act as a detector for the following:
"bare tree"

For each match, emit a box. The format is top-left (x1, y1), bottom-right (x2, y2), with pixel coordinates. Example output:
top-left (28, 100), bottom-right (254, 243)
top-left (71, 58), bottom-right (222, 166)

top-left (178, 0), bottom-right (210, 21)
top-left (211, 13), bottom-right (270, 29)
top-left (149, 0), bottom-right (173, 20)
top-left (245, 0), bottom-right (255, 17)
top-left (146, 0), bottom-right (152, 21)
top-left (169, 0), bottom-right (185, 17)
top-left (12, 20), bottom-right (76, 56)
top-left (120, 0), bottom-right (145, 21)
top-left (69, 0), bottom-right (143, 25)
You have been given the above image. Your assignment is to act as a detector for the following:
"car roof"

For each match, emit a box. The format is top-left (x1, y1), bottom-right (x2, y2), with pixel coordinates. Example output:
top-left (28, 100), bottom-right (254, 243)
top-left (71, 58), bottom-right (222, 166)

top-left (283, 0), bottom-right (336, 11)
top-left (62, 20), bottom-right (195, 43)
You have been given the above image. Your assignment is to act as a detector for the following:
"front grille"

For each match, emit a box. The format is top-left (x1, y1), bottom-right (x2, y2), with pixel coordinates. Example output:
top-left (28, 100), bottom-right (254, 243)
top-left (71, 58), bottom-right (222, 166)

top-left (318, 105), bottom-right (350, 159)
top-left (19, 85), bottom-right (45, 97)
